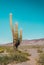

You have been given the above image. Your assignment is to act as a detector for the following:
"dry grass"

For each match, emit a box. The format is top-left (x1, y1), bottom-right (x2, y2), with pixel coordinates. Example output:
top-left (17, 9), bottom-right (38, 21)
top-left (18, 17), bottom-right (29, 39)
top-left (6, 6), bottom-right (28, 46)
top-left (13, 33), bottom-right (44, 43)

top-left (0, 46), bottom-right (30, 65)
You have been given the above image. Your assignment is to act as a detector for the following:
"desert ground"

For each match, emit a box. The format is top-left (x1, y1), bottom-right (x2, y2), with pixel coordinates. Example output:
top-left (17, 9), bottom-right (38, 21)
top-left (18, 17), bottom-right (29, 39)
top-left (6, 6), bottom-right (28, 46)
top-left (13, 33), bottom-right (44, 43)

top-left (0, 39), bottom-right (44, 65)
top-left (7, 46), bottom-right (44, 65)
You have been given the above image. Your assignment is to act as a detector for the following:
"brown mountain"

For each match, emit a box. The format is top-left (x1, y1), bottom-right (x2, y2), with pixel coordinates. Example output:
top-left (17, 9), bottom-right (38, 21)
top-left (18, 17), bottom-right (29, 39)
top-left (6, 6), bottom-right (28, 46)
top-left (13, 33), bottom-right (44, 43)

top-left (0, 38), bottom-right (44, 46)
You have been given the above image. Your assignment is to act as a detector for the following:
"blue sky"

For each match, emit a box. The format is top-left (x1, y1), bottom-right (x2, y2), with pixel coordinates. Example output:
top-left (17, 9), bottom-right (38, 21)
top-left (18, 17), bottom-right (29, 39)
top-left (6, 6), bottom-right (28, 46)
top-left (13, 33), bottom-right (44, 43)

top-left (0, 0), bottom-right (44, 44)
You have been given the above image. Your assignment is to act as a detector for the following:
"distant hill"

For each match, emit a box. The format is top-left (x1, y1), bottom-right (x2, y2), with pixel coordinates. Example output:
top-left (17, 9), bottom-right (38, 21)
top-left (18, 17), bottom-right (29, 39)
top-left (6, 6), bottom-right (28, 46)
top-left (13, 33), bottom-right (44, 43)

top-left (21, 38), bottom-right (44, 46)
top-left (0, 43), bottom-right (13, 46)
top-left (0, 38), bottom-right (44, 46)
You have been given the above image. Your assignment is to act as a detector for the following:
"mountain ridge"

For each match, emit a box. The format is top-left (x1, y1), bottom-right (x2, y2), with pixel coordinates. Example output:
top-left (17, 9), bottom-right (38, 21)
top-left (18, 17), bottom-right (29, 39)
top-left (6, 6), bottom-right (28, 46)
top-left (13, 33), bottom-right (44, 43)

top-left (0, 38), bottom-right (44, 46)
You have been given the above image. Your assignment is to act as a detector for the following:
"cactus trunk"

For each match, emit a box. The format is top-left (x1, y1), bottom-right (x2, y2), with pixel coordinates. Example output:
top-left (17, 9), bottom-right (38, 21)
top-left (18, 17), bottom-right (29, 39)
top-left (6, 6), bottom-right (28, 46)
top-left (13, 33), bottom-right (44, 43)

top-left (10, 13), bottom-right (22, 49)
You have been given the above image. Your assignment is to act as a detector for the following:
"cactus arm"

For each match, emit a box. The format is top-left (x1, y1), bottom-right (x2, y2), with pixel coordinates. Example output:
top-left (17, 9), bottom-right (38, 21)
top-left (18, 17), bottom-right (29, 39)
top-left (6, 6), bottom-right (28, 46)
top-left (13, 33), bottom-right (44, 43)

top-left (20, 29), bottom-right (22, 42)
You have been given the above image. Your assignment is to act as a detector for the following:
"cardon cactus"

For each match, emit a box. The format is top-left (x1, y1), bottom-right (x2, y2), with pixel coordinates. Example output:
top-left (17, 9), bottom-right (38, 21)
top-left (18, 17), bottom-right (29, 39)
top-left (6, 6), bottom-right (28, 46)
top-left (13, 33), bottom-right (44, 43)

top-left (10, 13), bottom-right (22, 49)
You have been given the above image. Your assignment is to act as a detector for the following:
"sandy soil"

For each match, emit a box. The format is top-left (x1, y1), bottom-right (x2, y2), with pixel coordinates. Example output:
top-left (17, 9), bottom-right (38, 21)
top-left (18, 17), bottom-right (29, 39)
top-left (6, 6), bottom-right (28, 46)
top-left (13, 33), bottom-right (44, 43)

top-left (8, 49), bottom-right (39, 65)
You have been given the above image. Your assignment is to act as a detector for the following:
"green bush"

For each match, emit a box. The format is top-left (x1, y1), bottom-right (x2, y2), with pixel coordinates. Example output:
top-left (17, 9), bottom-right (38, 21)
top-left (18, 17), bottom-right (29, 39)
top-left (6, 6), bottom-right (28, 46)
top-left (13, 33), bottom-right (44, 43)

top-left (37, 53), bottom-right (44, 65)
top-left (0, 50), bottom-right (29, 65)
top-left (37, 48), bottom-right (43, 53)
